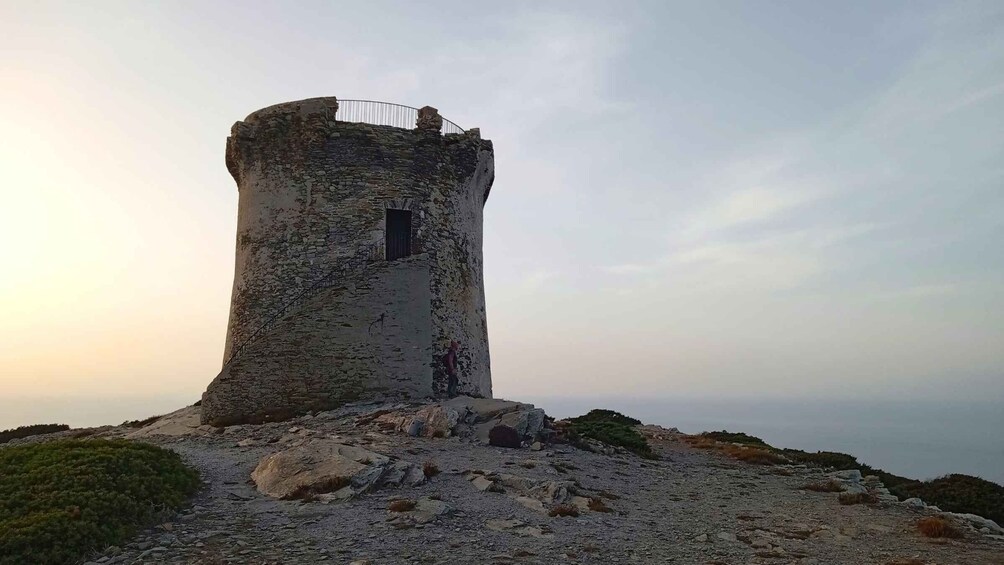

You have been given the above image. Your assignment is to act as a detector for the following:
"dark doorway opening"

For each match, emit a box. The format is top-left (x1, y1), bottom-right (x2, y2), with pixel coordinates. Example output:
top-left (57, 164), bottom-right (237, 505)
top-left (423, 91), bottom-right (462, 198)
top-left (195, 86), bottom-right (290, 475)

top-left (385, 209), bottom-right (412, 261)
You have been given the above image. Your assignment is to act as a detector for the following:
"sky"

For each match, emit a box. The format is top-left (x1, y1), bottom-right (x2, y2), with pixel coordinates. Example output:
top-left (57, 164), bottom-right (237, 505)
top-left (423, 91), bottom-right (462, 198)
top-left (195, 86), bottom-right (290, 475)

top-left (1, 1), bottom-right (1003, 427)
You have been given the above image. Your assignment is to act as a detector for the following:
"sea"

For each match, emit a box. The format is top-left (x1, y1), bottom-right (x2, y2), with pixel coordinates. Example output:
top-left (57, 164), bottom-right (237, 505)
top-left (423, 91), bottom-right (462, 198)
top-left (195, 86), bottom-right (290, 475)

top-left (1, 394), bottom-right (1001, 485)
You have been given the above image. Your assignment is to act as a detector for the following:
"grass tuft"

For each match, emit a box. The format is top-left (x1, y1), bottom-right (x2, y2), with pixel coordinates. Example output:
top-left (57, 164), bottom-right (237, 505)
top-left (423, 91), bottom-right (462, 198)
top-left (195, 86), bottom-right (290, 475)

top-left (803, 480), bottom-right (845, 493)
top-left (388, 499), bottom-right (417, 512)
top-left (422, 461), bottom-right (440, 478)
top-left (916, 516), bottom-right (963, 539)
top-left (720, 444), bottom-right (787, 465)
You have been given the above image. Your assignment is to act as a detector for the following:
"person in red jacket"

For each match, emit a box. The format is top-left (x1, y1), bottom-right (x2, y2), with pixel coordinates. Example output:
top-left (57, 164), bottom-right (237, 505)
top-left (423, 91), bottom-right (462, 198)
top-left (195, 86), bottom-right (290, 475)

top-left (444, 340), bottom-right (460, 398)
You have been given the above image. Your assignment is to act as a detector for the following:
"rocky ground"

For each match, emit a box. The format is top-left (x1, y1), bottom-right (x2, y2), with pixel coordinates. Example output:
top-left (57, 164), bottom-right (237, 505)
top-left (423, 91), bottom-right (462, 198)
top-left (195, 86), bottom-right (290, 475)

top-left (49, 398), bottom-right (1004, 565)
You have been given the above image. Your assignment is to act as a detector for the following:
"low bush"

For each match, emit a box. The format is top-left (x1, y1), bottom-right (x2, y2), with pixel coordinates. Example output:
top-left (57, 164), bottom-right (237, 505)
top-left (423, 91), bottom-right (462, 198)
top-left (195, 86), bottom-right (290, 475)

top-left (568, 409), bottom-right (641, 427)
top-left (701, 431), bottom-right (771, 448)
top-left (566, 410), bottom-right (655, 459)
top-left (720, 445), bottom-right (787, 465)
top-left (916, 516), bottom-right (963, 539)
top-left (782, 449), bottom-right (913, 488)
top-left (0, 439), bottom-right (200, 565)
top-left (894, 474), bottom-right (1004, 525)
top-left (0, 424), bottom-right (70, 444)
top-left (121, 415), bottom-right (162, 429)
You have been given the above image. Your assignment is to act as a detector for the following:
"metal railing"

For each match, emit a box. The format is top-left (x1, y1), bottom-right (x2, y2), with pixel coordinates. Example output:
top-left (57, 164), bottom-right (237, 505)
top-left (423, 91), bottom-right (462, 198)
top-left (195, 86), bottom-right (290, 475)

top-left (337, 99), bottom-right (466, 135)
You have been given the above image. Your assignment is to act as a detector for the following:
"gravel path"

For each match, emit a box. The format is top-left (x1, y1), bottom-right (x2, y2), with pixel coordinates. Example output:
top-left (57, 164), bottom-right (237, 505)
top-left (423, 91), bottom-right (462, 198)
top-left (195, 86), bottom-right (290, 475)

top-left (80, 405), bottom-right (1004, 565)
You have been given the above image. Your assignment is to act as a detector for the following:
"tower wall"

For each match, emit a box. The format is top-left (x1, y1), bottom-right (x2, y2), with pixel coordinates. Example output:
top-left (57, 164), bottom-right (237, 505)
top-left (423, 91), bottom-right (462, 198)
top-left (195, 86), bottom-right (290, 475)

top-left (201, 97), bottom-right (494, 426)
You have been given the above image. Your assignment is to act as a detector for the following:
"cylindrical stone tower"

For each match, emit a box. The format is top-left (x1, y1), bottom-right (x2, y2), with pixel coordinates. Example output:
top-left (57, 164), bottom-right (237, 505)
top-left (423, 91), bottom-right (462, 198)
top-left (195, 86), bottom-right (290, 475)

top-left (201, 97), bottom-right (495, 426)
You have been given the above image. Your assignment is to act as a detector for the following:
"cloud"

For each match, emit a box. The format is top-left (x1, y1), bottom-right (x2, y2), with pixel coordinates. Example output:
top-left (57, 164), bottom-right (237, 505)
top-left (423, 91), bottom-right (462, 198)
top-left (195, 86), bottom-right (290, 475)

top-left (681, 186), bottom-right (820, 239)
top-left (880, 283), bottom-right (962, 299)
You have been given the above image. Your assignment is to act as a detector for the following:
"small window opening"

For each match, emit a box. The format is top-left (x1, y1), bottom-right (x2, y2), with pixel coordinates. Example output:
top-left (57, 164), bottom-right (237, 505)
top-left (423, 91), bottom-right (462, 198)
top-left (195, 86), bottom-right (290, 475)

top-left (385, 209), bottom-right (412, 261)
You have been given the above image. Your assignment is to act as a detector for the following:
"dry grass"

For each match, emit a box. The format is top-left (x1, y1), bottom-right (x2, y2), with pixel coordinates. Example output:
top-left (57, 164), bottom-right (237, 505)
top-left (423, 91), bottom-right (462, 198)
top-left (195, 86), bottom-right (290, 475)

top-left (682, 435), bottom-right (788, 466)
top-left (803, 480), bottom-right (844, 493)
top-left (682, 436), bottom-right (718, 449)
top-left (721, 445), bottom-right (787, 465)
top-left (587, 497), bottom-right (614, 513)
top-left (387, 499), bottom-right (417, 512)
top-left (916, 516), bottom-right (963, 539)
top-left (838, 492), bottom-right (878, 505)
top-left (422, 461), bottom-right (440, 478)
top-left (548, 504), bottom-right (580, 518)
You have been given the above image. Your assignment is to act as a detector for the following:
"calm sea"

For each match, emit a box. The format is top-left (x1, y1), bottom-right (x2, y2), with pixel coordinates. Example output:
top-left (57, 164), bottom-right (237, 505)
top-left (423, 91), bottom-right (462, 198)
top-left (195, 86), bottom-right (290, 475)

top-left (1, 394), bottom-right (1001, 485)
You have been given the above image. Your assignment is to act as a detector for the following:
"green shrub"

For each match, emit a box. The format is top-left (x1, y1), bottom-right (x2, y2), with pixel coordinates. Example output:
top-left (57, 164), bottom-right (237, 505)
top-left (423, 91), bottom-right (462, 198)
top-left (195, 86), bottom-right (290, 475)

top-left (701, 430), bottom-right (772, 448)
top-left (0, 439), bottom-right (200, 565)
top-left (121, 415), bottom-right (162, 429)
top-left (569, 409), bottom-right (641, 427)
top-left (567, 410), bottom-right (655, 459)
top-left (0, 424), bottom-right (70, 444)
top-left (782, 449), bottom-right (914, 488)
top-left (892, 474), bottom-right (1004, 525)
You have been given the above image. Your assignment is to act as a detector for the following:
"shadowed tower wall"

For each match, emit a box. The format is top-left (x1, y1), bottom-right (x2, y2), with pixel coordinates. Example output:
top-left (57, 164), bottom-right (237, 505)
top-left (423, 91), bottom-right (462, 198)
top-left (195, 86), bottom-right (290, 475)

top-left (201, 97), bottom-right (495, 426)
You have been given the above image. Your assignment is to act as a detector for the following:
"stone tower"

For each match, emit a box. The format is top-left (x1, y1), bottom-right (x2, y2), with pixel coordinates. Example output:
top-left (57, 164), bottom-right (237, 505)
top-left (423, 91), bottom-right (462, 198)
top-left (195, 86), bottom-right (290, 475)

top-left (201, 97), bottom-right (495, 426)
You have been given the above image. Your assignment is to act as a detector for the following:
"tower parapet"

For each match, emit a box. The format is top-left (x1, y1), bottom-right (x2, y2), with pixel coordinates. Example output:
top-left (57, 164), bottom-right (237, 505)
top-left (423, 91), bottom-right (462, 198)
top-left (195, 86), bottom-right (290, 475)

top-left (201, 97), bottom-right (495, 426)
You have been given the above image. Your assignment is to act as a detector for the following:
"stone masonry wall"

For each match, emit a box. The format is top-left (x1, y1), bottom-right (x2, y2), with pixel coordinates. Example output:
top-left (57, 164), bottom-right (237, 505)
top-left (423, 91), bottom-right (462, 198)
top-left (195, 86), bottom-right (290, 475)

top-left (202, 256), bottom-right (433, 426)
top-left (202, 97), bottom-right (495, 425)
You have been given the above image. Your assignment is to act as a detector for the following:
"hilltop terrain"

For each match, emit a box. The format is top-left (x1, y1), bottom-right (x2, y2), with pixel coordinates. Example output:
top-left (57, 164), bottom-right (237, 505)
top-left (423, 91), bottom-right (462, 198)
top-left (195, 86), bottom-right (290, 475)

top-left (4, 398), bottom-right (1004, 565)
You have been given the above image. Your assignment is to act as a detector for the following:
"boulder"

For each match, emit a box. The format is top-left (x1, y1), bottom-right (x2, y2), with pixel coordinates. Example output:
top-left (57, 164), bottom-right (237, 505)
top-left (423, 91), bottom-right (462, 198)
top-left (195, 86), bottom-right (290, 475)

top-left (125, 406), bottom-right (212, 438)
top-left (251, 440), bottom-right (424, 500)
top-left (489, 425), bottom-right (522, 448)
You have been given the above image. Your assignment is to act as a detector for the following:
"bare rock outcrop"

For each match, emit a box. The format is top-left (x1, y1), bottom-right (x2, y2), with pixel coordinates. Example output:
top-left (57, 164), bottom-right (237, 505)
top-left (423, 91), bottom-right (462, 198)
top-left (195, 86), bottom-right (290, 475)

top-left (251, 440), bottom-right (425, 501)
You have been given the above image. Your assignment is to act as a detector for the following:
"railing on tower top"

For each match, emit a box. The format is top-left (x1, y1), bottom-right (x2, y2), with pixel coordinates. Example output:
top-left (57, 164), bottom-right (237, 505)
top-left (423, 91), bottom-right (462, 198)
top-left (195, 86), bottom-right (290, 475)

top-left (337, 99), bottom-right (466, 135)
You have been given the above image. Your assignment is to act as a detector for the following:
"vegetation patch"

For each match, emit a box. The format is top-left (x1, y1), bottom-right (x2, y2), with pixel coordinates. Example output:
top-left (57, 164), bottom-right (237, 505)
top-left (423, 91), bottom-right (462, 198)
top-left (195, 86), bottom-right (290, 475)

top-left (685, 429), bottom-right (1004, 524)
top-left (422, 461), bottom-right (440, 478)
top-left (0, 424), bottom-right (70, 444)
top-left (700, 430), bottom-right (771, 448)
top-left (121, 414), bottom-right (163, 429)
top-left (916, 516), bottom-right (964, 539)
top-left (548, 504), bottom-right (580, 518)
top-left (387, 499), bottom-right (417, 512)
top-left (566, 410), bottom-right (656, 459)
top-left (720, 445), bottom-right (787, 465)
top-left (894, 474), bottom-right (1004, 525)
top-left (587, 497), bottom-right (613, 513)
top-left (782, 449), bottom-right (913, 488)
top-left (0, 439), bottom-right (200, 565)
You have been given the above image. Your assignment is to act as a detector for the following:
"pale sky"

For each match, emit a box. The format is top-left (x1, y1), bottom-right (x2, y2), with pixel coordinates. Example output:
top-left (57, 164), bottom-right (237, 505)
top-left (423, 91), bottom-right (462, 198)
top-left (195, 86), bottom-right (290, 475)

top-left (1, 0), bottom-right (1002, 414)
